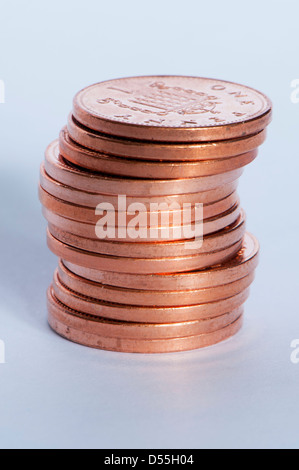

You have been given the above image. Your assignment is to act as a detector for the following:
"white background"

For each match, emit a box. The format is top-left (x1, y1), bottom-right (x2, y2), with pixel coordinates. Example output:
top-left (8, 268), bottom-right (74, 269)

top-left (0, 0), bottom-right (298, 449)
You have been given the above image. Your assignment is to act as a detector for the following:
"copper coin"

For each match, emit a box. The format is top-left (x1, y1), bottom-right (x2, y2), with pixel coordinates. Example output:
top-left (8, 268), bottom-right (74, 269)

top-left (48, 312), bottom-right (244, 353)
top-left (55, 270), bottom-right (251, 322)
top-left (59, 128), bottom-right (258, 178)
top-left (42, 202), bottom-right (241, 242)
top-left (45, 140), bottom-right (243, 196)
top-left (39, 186), bottom-right (203, 227)
top-left (72, 76), bottom-right (272, 142)
top-left (40, 163), bottom-right (239, 209)
top-left (64, 232), bottom-right (259, 290)
top-left (39, 184), bottom-right (239, 225)
top-left (48, 213), bottom-right (245, 258)
top-left (50, 274), bottom-right (249, 323)
top-left (49, 283), bottom-right (243, 340)
top-left (55, 263), bottom-right (254, 307)
top-left (47, 229), bottom-right (242, 274)
top-left (68, 114), bottom-right (266, 161)
top-left (48, 288), bottom-right (244, 352)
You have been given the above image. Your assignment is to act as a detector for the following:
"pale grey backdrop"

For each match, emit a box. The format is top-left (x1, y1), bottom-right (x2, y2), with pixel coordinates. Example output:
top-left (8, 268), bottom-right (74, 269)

top-left (0, 0), bottom-right (298, 449)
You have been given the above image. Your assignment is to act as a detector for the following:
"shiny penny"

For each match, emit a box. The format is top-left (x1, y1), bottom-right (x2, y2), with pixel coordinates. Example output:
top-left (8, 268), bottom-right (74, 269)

top-left (64, 232), bottom-right (259, 290)
top-left (45, 140), bottom-right (243, 196)
top-left (50, 276), bottom-right (250, 323)
top-left (72, 76), bottom-right (272, 142)
top-left (68, 114), bottom-right (267, 161)
top-left (48, 213), bottom-right (245, 258)
top-left (48, 289), bottom-right (244, 352)
top-left (55, 263), bottom-right (254, 307)
top-left (47, 229), bottom-right (242, 274)
top-left (59, 128), bottom-right (258, 178)
top-left (40, 164), bottom-right (238, 209)
top-left (39, 184), bottom-right (239, 225)
top-left (49, 283), bottom-right (244, 339)
top-left (40, 163), bottom-right (239, 209)
top-left (42, 202), bottom-right (241, 242)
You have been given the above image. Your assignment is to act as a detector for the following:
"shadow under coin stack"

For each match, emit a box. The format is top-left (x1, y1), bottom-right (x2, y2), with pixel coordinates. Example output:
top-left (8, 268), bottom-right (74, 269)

top-left (39, 76), bottom-right (272, 353)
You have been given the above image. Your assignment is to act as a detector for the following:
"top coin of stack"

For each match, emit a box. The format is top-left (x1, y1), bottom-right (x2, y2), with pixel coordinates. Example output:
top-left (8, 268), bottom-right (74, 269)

top-left (72, 76), bottom-right (271, 142)
top-left (40, 75), bottom-right (272, 353)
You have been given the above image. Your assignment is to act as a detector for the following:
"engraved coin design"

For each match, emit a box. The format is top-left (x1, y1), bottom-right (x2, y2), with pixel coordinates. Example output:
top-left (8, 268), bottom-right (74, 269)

top-left (73, 76), bottom-right (272, 141)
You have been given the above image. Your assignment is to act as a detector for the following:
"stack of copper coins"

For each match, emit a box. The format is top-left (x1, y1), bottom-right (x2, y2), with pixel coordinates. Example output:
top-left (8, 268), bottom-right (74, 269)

top-left (39, 76), bottom-right (272, 353)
